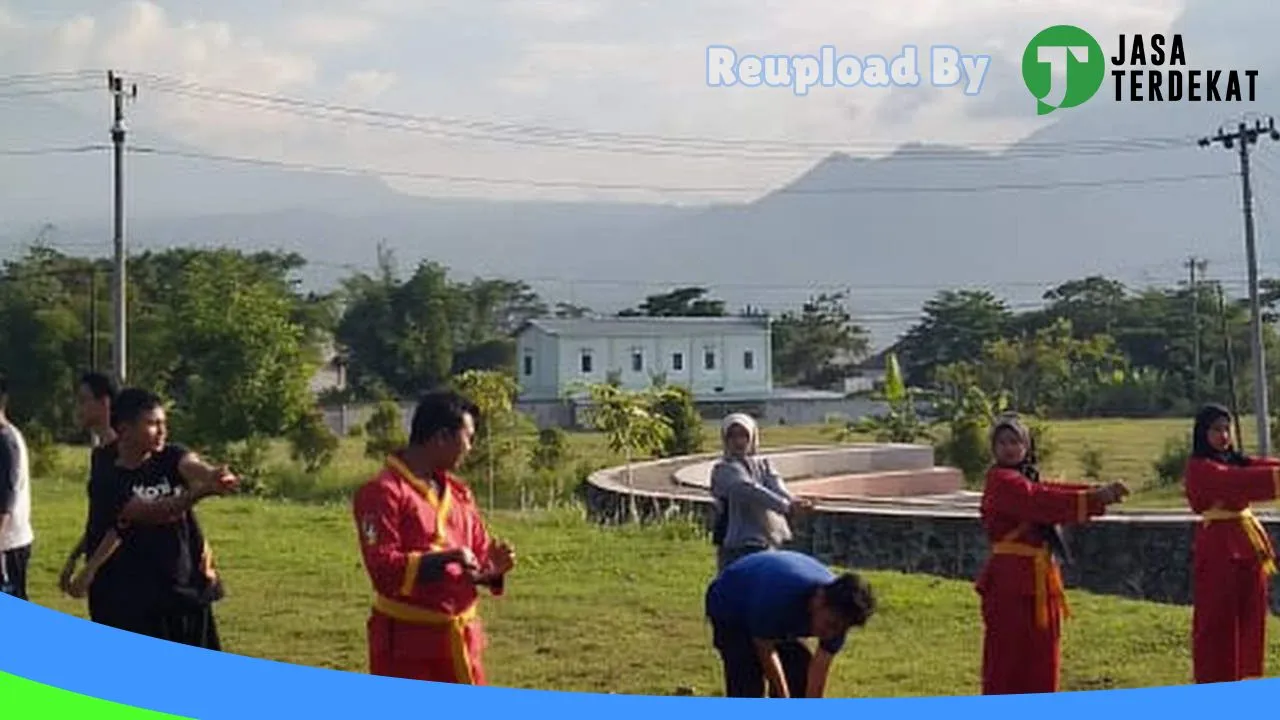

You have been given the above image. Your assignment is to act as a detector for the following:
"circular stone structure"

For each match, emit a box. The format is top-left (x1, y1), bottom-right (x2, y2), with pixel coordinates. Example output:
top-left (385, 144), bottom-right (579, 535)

top-left (582, 444), bottom-right (1280, 612)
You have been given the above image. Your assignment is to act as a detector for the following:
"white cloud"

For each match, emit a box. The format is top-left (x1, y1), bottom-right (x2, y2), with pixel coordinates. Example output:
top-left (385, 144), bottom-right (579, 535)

top-left (341, 70), bottom-right (398, 101)
top-left (287, 13), bottom-right (378, 47)
top-left (4, 2), bottom-right (318, 149)
top-left (0, 0), bottom-right (1202, 205)
top-left (447, 0), bottom-right (1185, 201)
top-left (500, 0), bottom-right (606, 25)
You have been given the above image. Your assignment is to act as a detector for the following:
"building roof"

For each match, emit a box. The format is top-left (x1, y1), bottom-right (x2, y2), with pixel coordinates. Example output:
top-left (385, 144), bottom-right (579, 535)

top-left (517, 316), bottom-right (770, 338)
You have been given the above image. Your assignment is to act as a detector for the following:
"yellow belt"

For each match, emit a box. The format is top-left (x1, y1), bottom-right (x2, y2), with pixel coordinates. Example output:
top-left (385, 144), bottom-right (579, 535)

top-left (1202, 508), bottom-right (1277, 575)
top-left (990, 541), bottom-right (1069, 630)
top-left (372, 595), bottom-right (479, 684)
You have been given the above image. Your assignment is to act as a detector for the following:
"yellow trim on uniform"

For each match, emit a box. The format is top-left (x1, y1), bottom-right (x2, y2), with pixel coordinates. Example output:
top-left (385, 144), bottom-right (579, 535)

top-left (385, 455), bottom-right (454, 551)
top-left (990, 541), bottom-right (1069, 630)
top-left (373, 595), bottom-right (479, 684)
top-left (401, 552), bottom-right (423, 596)
top-left (1076, 490), bottom-right (1088, 524)
top-left (1202, 507), bottom-right (1277, 575)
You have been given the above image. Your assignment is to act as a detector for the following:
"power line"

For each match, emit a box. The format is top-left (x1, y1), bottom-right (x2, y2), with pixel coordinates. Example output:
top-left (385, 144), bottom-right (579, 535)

top-left (0, 145), bottom-right (109, 156)
top-left (131, 72), bottom-right (1200, 161)
top-left (11, 67), bottom-right (1202, 162)
top-left (0, 70), bottom-right (103, 87)
top-left (0, 86), bottom-right (100, 100)
top-left (125, 144), bottom-right (1234, 196)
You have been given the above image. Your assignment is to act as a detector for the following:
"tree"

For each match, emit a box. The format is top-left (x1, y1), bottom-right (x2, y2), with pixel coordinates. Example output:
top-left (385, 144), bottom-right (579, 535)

top-left (837, 353), bottom-right (933, 444)
top-left (620, 287), bottom-right (725, 317)
top-left (287, 407), bottom-right (340, 473)
top-left (554, 302), bottom-right (593, 318)
top-left (772, 292), bottom-right (871, 389)
top-left (157, 251), bottom-right (319, 467)
top-left (0, 248), bottom-right (96, 436)
top-left (453, 369), bottom-right (523, 510)
top-left (337, 255), bottom-right (549, 397)
top-left (364, 399), bottom-right (407, 460)
top-left (1040, 276), bottom-right (1129, 338)
top-left (575, 381), bottom-right (673, 521)
top-left (651, 382), bottom-right (704, 457)
top-left (897, 289), bottom-right (1013, 386)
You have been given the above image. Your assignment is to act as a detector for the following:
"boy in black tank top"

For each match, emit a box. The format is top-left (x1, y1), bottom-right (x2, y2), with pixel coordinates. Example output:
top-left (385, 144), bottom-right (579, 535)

top-left (75, 389), bottom-right (239, 648)
top-left (59, 371), bottom-right (118, 601)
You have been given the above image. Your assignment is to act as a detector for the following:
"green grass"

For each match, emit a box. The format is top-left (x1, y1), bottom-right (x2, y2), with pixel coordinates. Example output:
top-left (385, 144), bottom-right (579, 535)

top-left (32, 415), bottom-right (1251, 510)
top-left (24, 463), bottom-right (1280, 697)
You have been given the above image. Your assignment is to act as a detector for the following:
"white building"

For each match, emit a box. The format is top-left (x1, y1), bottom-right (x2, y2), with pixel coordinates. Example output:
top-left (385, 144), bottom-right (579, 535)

top-left (514, 316), bottom-right (773, 403)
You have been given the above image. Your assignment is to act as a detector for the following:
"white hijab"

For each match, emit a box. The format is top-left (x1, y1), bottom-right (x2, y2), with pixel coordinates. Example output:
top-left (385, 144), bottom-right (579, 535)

top-left (721, 412), bottom-right (759, 458)
top-left (716, 412), bottom-right (791, 545)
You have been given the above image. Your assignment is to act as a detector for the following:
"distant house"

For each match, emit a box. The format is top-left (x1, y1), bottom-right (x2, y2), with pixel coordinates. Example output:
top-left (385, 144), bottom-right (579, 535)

top-left (514, 316), bottom-right (773, 402)
top-left (511, 316), bottom-right (891, 429)
top-left (308, 342), bottom-right (347, 397)
top-left (843, 348), bottom-right (891, 395)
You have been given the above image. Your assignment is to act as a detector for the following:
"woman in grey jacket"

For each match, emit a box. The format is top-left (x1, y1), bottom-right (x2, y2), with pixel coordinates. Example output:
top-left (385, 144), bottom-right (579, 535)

top-left (710, 413), bottom-right (813, 571)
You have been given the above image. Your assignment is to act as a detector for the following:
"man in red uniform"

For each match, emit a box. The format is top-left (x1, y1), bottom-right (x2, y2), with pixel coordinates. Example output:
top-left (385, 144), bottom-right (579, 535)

top-left (977, 414), bottom-right (1128, 695)
top-left (353, 390), bottom-right (516, 685)
top-left (1184, 403), bottom-right (1280, 684)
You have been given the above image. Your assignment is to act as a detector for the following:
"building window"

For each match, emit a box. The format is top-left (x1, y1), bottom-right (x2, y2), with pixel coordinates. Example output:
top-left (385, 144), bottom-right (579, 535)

top-left (580, 350), bottom-right (593, 374)
top-left (743, 350), bottom-right (755, 370)
top-left (704, 349), bottom-right (716, 370)
top-left (523, 353), bottom-right (534, 376)
top-left (672, 352), bottom-right (684, 371)
top-left (631, 348), bottom-right (644, 372)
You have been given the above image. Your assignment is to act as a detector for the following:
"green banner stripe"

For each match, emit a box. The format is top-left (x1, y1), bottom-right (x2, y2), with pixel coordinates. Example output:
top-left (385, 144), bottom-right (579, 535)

top-left (0, 671), bottom-right (192, 719)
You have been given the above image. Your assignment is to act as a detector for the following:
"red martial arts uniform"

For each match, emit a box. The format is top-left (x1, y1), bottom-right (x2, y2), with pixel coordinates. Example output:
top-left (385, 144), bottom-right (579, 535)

top-left (353, 455), bottom-right (504, 685)
top-left (976, 467), bottom-right (1108, 695)
top-left (1184, 455), bottom-right (1280, 684)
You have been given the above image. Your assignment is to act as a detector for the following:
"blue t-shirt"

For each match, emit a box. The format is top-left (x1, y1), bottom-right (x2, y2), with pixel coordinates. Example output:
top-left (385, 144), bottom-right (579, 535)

top-left (705, 550), bottom-right (846, 654)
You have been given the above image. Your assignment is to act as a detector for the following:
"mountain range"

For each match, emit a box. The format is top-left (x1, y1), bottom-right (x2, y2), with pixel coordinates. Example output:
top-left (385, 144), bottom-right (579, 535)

top-left (3, 0), bottom-right (1279, 349)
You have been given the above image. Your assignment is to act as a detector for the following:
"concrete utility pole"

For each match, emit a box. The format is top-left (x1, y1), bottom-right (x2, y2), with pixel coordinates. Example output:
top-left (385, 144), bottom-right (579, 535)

top-left (1200, 118), bottom-right (1280, 455)
top-left (108, 71), bottom-right (137, 386)
top-left (1186, 256), bottom-right (1208, 399)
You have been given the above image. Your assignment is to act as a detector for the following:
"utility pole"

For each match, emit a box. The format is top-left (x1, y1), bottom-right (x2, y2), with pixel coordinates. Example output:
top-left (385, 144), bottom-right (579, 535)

top-left (108, 71), bottom-right (136, 386)
top-left (1217, 281), bottom-right (1246, 449)
top-left (1186, 256), bottom-right (1208, 400)
top-left (1200, 118), bottom-right (1280, 455)
top-left (89, 266), bottom-right (98, 372)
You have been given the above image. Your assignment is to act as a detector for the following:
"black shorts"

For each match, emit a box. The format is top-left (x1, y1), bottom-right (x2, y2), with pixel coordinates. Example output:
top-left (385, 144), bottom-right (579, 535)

top-left (0, 544), bottom-right (31, 601)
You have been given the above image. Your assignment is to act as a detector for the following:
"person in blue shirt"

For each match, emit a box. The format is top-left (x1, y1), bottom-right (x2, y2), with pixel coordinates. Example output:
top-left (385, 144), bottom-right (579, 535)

top-left (705, 549), bottom-right (875, 698)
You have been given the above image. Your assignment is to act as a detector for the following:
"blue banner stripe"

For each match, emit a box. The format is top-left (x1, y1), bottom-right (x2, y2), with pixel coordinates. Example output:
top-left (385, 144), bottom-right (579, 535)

top-left (0, 593), bottom-right (1265, 717)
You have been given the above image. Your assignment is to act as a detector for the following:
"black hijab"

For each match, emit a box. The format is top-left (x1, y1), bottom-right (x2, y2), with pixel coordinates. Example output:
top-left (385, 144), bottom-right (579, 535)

top-left (1191, 403), bottom-right (1249, 467)
top-left (991, 414), bottom-right (1073, 565)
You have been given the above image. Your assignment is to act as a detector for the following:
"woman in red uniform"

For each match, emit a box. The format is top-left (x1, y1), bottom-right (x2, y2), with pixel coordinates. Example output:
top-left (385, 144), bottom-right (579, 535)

top-left (1184, 403), bottom-right (1280, 684)
top-left (977, 414), bottom-right (1128, 695)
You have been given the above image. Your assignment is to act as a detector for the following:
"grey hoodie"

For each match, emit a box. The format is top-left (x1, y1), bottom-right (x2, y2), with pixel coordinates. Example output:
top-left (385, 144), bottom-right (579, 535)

top-left (710, 413), bottom-right (794, 557)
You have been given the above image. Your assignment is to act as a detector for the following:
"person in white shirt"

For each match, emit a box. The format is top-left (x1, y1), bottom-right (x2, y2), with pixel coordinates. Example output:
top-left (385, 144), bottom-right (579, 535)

top-left (0, 373), bottom-right (33, 600)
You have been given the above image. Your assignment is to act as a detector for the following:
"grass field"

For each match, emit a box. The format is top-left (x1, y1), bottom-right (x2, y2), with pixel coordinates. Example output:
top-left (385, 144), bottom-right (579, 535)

top-left (35, 415), bottom-right (1223, 507)
top-left (20, 416), bottom-right (1280, 696)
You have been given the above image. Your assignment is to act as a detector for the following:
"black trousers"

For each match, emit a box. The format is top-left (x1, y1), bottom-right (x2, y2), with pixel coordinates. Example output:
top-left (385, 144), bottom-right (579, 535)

top-left (713, 620), bottom-right (812, 698)
top-left (0, 544), bottom-right (31, 601)
top-left (90, 588), bottom-right (222, 651)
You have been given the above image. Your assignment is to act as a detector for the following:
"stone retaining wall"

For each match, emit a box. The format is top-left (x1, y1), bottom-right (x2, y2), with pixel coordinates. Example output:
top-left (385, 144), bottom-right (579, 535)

top-left (584, 453), bottom-right (1280, 613)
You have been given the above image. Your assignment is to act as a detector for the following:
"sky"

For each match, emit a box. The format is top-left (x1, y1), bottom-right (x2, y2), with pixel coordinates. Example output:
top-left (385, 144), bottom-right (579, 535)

top-left (0, 0), bottom-right (1188, 204)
